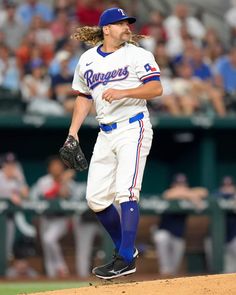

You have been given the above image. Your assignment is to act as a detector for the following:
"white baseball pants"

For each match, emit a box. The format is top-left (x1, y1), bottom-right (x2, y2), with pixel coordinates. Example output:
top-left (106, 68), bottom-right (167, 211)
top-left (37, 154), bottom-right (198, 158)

top-left (40, 217), bottom-right (69, 277)
top-left (153, 229), bottom-right (185, 275)
top-left (86, 117), bottom-right (153, 212)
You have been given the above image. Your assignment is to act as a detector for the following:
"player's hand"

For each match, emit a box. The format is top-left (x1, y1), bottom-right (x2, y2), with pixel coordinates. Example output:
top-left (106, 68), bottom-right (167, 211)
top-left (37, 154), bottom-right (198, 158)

top-left (102, 89), bottom-right (126, 103)
top-left (59, 135), bottom-right (88, 172)
top-left (11, 193), bottom-right (22, 206)
top-left (61, 169), bottom-right (75, 182)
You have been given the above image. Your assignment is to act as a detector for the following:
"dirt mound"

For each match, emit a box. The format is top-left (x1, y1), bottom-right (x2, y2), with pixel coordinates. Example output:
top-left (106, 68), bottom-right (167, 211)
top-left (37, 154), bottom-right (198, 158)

top-left (29, 273), bottom-right (236, 295)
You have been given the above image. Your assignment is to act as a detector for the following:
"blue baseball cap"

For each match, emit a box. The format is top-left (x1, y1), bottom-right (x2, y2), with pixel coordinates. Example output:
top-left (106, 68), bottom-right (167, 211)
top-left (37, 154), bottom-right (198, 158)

top-left (99, 7), bottom-right (136, 27)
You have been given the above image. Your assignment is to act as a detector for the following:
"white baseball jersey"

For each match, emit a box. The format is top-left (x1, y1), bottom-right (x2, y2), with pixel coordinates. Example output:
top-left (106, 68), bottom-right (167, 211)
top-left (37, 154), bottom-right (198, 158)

top-left (72, 43), bottom-right (160, 124)
top-left (72, 42), bottom-right (161, 211)
top-left (0, 170), bottom-right (26, 199)
top-left (30, 174), bottom-right (78, 200)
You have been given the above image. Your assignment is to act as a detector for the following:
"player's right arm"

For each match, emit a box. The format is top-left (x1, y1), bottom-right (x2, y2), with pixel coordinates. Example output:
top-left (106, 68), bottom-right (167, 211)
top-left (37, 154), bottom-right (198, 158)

top-left (69, 57), bottom-right (93, 140)
top-left (69, 95), bottom-right (93, 139)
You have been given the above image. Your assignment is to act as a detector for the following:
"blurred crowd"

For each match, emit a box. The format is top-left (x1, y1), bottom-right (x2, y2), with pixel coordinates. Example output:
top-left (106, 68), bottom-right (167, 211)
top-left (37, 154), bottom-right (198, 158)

top-left (1, 152), bottom-right (236, 278)
top-left (0, 152), bottom-right (102, 279)
top-left (0, 0), bottom-right (235, 117)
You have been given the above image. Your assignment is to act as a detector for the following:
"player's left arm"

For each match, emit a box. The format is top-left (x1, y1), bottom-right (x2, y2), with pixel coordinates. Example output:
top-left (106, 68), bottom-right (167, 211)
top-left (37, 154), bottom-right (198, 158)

top-left (103, 48), bottom-right (163, 103)
top-left (102, 80), bottom-right (163, 103)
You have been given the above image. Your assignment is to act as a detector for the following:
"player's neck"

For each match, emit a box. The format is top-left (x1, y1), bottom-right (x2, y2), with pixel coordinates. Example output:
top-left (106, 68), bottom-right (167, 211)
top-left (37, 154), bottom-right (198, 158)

top-left (101, 41), bottom-right (125, 53)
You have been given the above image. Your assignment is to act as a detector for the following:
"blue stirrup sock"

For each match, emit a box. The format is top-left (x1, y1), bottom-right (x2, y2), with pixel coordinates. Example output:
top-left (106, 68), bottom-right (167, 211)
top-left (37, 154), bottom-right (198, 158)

top-left (119, 201), bottom-right (139, 263)
top-left (95, 204), bottom-right (121, 251)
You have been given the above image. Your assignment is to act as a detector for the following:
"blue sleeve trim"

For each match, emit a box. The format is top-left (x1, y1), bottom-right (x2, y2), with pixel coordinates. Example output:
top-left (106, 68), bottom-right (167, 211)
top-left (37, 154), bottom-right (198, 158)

top-left (142, 76), bottom-right (160, 84)
top-left (141, 72), bottom-right (160, 80)
top-left (86, 94), bottom-right (93, 99)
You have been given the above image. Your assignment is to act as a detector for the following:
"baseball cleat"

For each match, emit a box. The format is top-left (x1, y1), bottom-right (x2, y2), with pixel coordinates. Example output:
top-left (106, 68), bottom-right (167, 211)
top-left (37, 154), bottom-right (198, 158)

top-left (93, 255), bottom-right (136, 280)
top-left (92, 247), bottom-right (138, 276)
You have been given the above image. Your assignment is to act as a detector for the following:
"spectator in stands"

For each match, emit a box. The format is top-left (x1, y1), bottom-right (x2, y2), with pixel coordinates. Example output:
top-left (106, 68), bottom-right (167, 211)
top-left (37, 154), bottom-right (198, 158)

top-left (190, 46), bottom-right (226, 116)
top-left (214, 47), bottom-right (236, 113)
top-left (28, 15), bottom-right (55, 65)
top-left (152, 173), bottom-right (208, 276)
top-left (30, 155), bottom-right (77, 278)
top-left (171, 37), bottom-right (198, 70)
top-left (30, 15), bottom-right (54, 48)
top-left (164, 3), bottom-right (205, 57)
top-left (204, 176), bottom-right (236, 273)
top-left (15, 31), bottom-right (36, 70)
top-left (17, 31), bottom-right (54, 71)
top-left (50, 8), bottom-right (70, 47)
top-left (139, 11), bottom-right (167, 53)
top-left (0, 152), bottom-right (29, 260)
top-left (148, 43), bottom-right (181, 116)
top-left (21, 59), bottom-right (65, 115)
top-left (50, 38), bottom-right (84, 76)
top-left (76, 0), bottom-right (103, 26)
top-left (0, 43), bottom-right (21, 93)
top-left (225, 0), bottom-right (236, 46)
top-left (203, 28), bottom-right (225, 67)
top-left (21, 59), bottom-right (50, 101)
top-left (0, 2), bottom-right (8, 28)
top-left (172, 61), bottom-right (226, 116)
top-left (51, 50), bottom-right (76, 113)
top-left (190, 46), bottom-right (213, 81)
top-left (24, 44), bottom-right (43, 73)
top-left (64, 37), bottom-right (84, 63)
top-left (54, 0), bottom-right (77, 18)
top-left (0, 1), bottom-right (26, 52)
top-left (16, 0), bottom-right (54, 26)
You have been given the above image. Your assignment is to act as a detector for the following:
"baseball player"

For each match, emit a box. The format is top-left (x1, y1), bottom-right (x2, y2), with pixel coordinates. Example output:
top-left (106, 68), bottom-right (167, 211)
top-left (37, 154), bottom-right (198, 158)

top-left (30, 156), bottom-right (77, 278)
top-left (59, 7), bottom-right (163, 279)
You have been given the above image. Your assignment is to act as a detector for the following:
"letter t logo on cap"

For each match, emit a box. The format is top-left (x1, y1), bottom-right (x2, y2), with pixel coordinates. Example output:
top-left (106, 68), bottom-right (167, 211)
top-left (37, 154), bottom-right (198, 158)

top-left (118, 9), bottom-right (125, 16)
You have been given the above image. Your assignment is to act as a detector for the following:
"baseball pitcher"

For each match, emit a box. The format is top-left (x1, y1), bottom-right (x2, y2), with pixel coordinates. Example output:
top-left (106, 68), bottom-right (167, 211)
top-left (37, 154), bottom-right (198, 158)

top-left (60, 7), bottom-right (163, 279)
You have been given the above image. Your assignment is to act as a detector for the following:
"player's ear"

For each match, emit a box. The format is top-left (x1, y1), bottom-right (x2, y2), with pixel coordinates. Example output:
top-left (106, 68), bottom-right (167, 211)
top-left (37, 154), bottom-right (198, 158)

top-left (102, 25), bottom-right (110, 36)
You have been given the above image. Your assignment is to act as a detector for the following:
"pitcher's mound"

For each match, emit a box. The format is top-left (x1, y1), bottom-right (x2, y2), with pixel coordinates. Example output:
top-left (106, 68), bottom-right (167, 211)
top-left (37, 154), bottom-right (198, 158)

top-left (29, 273), bottom-right (236, 295)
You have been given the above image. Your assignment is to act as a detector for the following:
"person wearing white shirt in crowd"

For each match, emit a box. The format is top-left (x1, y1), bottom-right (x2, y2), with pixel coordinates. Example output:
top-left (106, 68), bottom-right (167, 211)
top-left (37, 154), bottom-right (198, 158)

top-left (164, 3), bottom-right (206, 57)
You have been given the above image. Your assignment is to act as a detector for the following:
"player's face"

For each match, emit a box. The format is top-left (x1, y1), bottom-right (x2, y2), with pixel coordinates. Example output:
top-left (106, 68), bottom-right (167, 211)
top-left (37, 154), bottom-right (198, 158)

top-left (106, 20), bottom-right (132, 44)
top-left (48, 159), bottom-right (65, 178)
top-left (2, 162), bottom-right (18, 179)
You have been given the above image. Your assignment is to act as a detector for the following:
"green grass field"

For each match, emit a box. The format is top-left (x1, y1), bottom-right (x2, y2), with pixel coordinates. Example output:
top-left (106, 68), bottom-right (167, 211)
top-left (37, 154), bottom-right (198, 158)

top-left (0, 281), bottom-right (89, 295)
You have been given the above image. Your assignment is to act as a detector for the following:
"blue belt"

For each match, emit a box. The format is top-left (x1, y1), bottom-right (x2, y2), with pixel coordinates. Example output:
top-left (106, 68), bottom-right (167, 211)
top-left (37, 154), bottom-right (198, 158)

top-left (100, 112), bottom-right (144, 132)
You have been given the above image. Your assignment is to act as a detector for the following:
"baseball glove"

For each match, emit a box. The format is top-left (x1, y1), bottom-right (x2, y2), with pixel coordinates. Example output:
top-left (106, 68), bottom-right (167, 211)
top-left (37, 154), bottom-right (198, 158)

top-left (59, 135), bottom-right (88, 171)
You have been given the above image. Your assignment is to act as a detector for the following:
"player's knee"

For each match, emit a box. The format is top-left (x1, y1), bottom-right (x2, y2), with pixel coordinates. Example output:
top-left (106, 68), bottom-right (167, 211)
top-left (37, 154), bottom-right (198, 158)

top-left (87, 199), bottom-right (106, 212)
top-left (153, 230), bottom-right (170, 244)
top-left (42, 233), bottom-right (56, 246)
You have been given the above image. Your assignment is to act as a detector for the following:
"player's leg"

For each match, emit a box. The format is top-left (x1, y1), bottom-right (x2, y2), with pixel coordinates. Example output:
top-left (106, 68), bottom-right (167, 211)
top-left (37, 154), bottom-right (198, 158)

top-left (40, 217), bottom-right (56, 277)
top-left (224, 237), bottom-right (236, 273)
top-left (171, 235), bottom-right (185, 274)
top-left (74, 217), bottom-right (101, 277)
top-left (86, 131), bottom-right (122, 252)
top-left (204, 236), bottom-right (213, 272)
top-left (93, 119), bottom-right (153, 279)
top-left (41, 217), bottom-right (69, 277)
top-left (116, 119), bottom-right (153, 260)
top-left (6, 218), bottom-right (15, 260)
top-left (50, 217), bottom-right (69, 276)
top-left (153, 229), bottom-right (173, 275)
